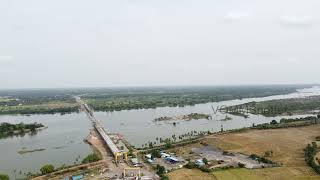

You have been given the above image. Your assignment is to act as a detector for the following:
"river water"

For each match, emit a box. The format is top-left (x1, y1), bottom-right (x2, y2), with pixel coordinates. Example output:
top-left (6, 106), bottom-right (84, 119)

top-left (1, 86), bottom-right (320, 178)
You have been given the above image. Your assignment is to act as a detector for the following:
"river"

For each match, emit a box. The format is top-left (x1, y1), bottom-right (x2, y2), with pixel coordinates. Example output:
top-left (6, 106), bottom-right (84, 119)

top-left (1, 86), bottom-right (320, 178)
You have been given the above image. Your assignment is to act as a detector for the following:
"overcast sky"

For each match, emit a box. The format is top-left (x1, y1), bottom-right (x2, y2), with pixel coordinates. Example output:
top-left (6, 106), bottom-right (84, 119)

top-left (0, 0), bottom-right (319, 89)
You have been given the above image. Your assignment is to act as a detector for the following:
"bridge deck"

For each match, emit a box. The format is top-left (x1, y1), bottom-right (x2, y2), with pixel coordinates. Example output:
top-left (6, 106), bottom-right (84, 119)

top-left (77, 97), bottom-right (123, 156)
top-left (94, 123), bottom-right (122, 155)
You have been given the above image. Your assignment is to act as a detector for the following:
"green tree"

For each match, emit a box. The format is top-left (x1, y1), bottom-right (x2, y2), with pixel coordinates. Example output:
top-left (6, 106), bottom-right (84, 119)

top-left (156, 165), bottom-right (166, 176)
top-left (0, 174), bottom-right (9, 180)
top-left (270, 120), bottom-right (278, 125)
top-left (164, 140), bottom-right (172, 149)
top-left (40, 164), bottom-right (55, 175)
top-left (82, 153), bottom-right (101, 164)
top-left (203, 158), bottom-right (208, 165)
top-left (151, 149), bottom-right (161, 158)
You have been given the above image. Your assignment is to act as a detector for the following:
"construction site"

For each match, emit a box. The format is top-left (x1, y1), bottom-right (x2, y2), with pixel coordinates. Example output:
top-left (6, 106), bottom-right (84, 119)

top-left (77, 97), bottom-right (158, 180)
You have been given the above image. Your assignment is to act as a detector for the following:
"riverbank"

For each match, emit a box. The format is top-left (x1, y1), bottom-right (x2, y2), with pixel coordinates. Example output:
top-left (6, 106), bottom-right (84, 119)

top-left (139, 115), bottom-right (320, 152)
top-left (30, 130), bottom-right (108, 180)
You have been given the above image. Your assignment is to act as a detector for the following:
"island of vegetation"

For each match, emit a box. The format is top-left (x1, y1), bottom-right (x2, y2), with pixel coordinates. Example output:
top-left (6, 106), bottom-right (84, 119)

top-left (154, 113), bottom-right (211, 122)
top-left (0, 122), bottom-right (44, 138)
top-left (18, 148), bottom-right (46, 155)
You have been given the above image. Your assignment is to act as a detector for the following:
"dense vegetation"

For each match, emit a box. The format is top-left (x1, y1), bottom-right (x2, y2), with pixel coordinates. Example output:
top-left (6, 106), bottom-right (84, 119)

top-left (223, 96), bottom-right (320, 117)
top-left (0, 106), bottom-right (79, 115)
top-left (249, 154), bottom-right (276, 164)
top-left (252, 116), bottom-right (319, 130)
top-left (0, 174), bottom-right (9, 180)
top-left (304, 142), bottom-right (320, 174)
top-left (0, 85), bottom-right (309, 114)
top-left (0, 90), bottom-right (78, 115)
top-left (40, 164), bottom-right (55, 175)
top-left (82, 85), bottom-right (306, 112)
top-left (154, 113), bottom-right (211, 122)
top-left (81, 153), bottom-right (101, 164)
top-left (155, 165), bottom-right (168, 180)
top-left (0, 122), bottom-right (44, 138)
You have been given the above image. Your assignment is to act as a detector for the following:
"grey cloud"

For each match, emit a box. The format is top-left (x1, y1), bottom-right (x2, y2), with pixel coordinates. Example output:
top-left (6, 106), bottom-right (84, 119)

top-left (0, 0), bottom-right (320, 88)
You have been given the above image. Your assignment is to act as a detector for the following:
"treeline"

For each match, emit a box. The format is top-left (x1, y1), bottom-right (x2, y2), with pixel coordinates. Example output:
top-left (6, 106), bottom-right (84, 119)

top-left (304, 142), bottom-right (320, 174)
top-left (224, 96), bottom-right (320, 117)
top-left (0, 106), bottom-right (79, 115)
top-left (85, 86), bottom-right (301, 112)
top-left (0, 122), bottom-right (44, 138)
top-left (252, 116), bottom-right (319, 130)
top-left (249, 154), bottom-right (276, 164)
top-left (280, 116), bottom-right (320, 124)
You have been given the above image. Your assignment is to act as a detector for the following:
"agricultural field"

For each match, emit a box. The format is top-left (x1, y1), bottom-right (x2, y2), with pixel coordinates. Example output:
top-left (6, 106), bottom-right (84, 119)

top-left (168, 169), bottom-right (217, 180)
top-left (0, 89), bottom-right (79, 115)
top-left (168, 125), bottom-right (320, 180)
top-left (0, 100), bottom-right (78, 115)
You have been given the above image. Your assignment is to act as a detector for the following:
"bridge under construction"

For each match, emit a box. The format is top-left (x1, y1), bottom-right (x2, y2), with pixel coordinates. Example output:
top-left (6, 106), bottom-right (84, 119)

top-left (76, 97), bottom-right (128, 163)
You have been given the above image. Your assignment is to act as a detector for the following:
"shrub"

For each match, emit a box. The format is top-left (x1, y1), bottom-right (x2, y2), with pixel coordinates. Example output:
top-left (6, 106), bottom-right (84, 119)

top-left (156, 165), bottom-right (166, 176)
top-left (203, 158), bottom-right (208, 165)
top-left (199, 166), bottom-right (211, 172)
top-left (304, 142), bottom-right (320, 174)
top-left (238, 163), bottom-right (245, 168)
top-left (270, 120), bottom-right (278, 125)
top-left (264, 150), bottom-right (273, 157)
top-left (249, 154), bottom-right (275, 164)
top-left (151, 149), bottom-right (161, 158)
top-left (40, 164), bottom-right (55, 175)
top-left (184, 161), bottom-right (196, 169)
top-left (82, 153), bottom-right (101, 164)
top-left (165, 141), bottom-right (172, 149)
top-left (160, 175), bottom-right (169, 180)
top-left (0, 174), bottom-right (9, 180)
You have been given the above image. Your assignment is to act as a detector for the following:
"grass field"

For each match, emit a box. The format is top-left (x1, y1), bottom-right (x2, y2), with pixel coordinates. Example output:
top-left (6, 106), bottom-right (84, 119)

top-left (212, 168), bottom-right (319, 180)
top-left (168, 125), bottom-right (320, 180)
top-left (168, 169), bottom-right (217, 180)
